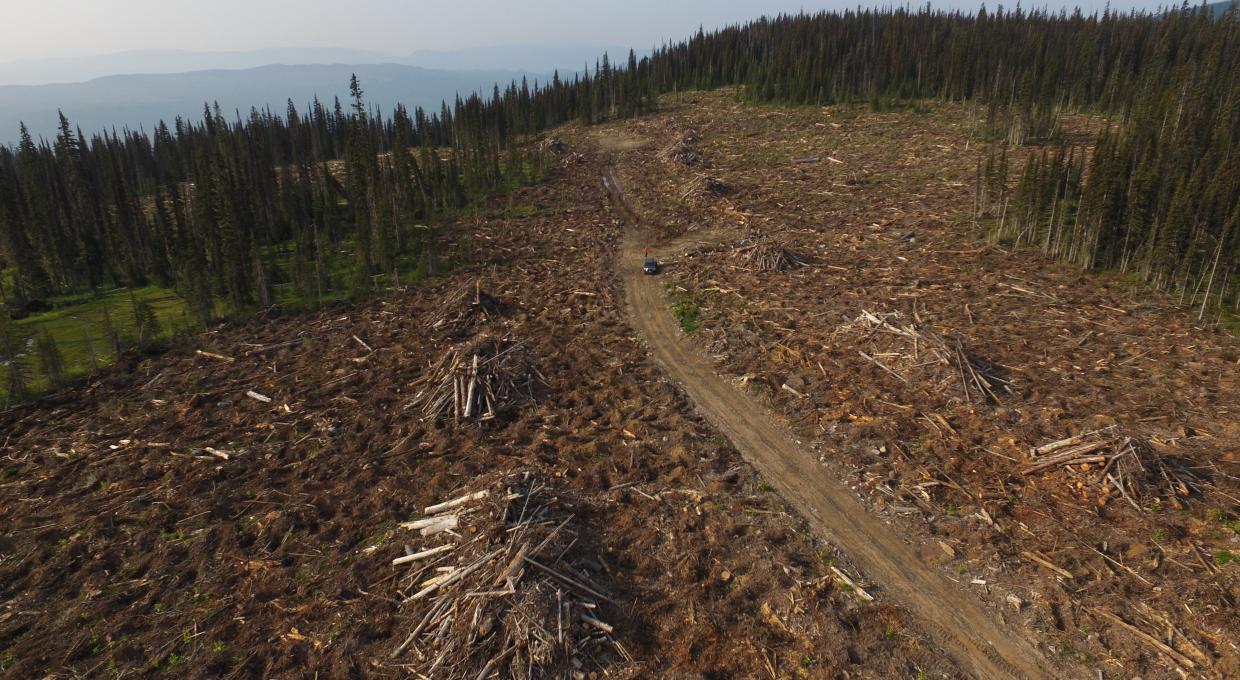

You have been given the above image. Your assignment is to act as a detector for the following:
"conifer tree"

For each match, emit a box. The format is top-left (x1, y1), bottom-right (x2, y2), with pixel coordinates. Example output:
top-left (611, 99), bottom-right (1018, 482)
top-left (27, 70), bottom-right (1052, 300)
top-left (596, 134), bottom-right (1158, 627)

top-left (0, 314), bottom-right (28, 405)
top-left (130, 292), bottom-right (159, 348)
top-left (35, 331), bottom-right (65, 388)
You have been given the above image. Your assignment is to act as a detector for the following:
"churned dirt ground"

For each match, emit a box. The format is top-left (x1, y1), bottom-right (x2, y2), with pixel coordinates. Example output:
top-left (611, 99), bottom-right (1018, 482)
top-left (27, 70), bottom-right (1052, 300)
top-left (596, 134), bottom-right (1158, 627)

top-left (1, 121), bottom-right (959, 677)
top-left (607, 162), bottom-right (1055, 680)
top-left (2, 89), bottom-right (1237, 680)
top-left (591, 89), bottom-right (1239, 679)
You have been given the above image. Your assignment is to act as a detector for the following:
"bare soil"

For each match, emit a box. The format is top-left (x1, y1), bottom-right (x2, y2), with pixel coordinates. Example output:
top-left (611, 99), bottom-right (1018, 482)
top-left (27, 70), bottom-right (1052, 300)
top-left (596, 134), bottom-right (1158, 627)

top-left (608, 162), bottom-right (1056, 680)
top-left (3, 89), bottom-right (1236, 680)
top-left (1, 129), bottom-right (958, 678)
top-left (595, 90), bottom-right (1239, 679)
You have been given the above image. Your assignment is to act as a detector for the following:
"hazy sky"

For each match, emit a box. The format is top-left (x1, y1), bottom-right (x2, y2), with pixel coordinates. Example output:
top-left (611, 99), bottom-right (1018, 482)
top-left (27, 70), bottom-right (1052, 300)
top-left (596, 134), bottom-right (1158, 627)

top-left (1, 0), bottom-right (1182, 63)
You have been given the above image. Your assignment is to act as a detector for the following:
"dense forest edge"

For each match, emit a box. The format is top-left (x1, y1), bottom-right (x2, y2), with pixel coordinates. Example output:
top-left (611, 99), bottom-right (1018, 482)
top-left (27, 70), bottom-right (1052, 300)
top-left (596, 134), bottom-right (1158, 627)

top-left (2, 4), bottom-right (1239, 404)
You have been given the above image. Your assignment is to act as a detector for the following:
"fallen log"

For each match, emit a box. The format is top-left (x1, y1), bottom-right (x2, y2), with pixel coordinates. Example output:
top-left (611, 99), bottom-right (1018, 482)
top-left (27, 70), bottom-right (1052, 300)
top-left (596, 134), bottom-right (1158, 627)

top-left (1022, 440), bottom-right (1114, 474)
top-left (425, 489), bottom-right (489, 515)
top-left (1020, 550), bottom-right (1073, 580)
top-left (830, 565), bottom-right (874, 601)
top-left (1090, 608), bottom-right (1196, 669)
top-left (393, 543), bottom-right (455, 566)
top-left (243, 339), bottom-right (303, 356)
top-left (195, 349), bottom-right (235, 363)
top-left (416, 515), bottom-right (459, 537)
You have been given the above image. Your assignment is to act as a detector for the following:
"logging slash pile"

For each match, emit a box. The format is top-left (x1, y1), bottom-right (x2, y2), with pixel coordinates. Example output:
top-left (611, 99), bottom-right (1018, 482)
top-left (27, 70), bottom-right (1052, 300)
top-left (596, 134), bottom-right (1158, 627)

top-left (734, 235), bottom-right (809, 273)
top-left (426, 280), bottom-right (503, 339)
top-left (844, 309), bottom-right (1012, 404)
top-left (388, 472), bottom-right (632, 679)
top-left (661, 128), bottom-right (702, 166)
top-left (704, 177), bottom-right (733, 196)
top-left (411, 334), bottom-right (541, 423)
top-left (539, 137), bottom-right (569, 154)
top-left (1022, 431), bottom-right (1202, 510)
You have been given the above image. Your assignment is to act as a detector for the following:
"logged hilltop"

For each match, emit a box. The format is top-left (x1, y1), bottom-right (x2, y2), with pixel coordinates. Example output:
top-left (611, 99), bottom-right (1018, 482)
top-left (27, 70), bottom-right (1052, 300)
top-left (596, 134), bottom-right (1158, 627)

top-left (2, 8), bottom-right (1236, 404)
top-left (1, 90), bottom-right (1237, 679)
top-left (1, 6), bottom-right (1239, 679)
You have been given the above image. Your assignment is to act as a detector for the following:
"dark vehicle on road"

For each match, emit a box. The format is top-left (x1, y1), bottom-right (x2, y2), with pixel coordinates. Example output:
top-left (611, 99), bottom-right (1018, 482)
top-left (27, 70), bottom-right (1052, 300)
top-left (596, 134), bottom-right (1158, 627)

top-left (643, 257), bottom-right (659, 274)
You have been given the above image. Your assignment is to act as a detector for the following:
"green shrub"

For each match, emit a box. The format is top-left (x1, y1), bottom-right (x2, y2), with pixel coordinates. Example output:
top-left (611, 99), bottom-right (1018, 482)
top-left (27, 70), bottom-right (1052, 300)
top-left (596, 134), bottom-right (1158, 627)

top-left (671, 294), bottom-right (701, 335)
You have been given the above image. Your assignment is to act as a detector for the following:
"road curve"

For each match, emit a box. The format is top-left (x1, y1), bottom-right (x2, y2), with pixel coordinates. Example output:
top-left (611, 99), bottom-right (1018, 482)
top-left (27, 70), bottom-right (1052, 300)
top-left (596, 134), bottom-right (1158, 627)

top-left (605, 164), bottom-right (1060, 680)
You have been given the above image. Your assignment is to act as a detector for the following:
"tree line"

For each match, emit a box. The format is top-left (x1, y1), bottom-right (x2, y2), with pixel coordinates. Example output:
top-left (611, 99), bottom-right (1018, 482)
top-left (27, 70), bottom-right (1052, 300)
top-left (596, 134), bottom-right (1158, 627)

top-left (0, 53), bottom-right (655, 400)
top-left (983, 7), bottom-right (1240, 317)
top-left (0, 56), bottom-right (656, 321)
top-left (5, 7), bottom-right (1238, 318)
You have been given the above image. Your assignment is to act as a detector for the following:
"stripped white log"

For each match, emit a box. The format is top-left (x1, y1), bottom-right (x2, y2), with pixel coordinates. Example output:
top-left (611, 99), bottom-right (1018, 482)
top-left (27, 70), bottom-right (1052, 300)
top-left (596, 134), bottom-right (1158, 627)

top-left (830, 566), bottom-right (874, 601)
top-left (392, 543), bottom-right (454, 566)
top-left (464, 355), bottom-right (478, 418)
top-left (424, 489), bottom-right (489, 515)
top-left (195, 349), bottom-right (235, 363)
top-left (1031, 434), bottom-right (1086, 456)
top-left (400, 514), bottom-right (459, 531)
top-left (406, 548), bottom-right (503, 602)
top-left (204, 447), bottom-right (230, 460)
top-left (416, 515), bottom-right (458, 537)
top-left (419, 570), bottom-right (455, 588)
top-left (245, 390), bottom-right (272, 404)
top-left (581, 613), bottom-right (614, 634)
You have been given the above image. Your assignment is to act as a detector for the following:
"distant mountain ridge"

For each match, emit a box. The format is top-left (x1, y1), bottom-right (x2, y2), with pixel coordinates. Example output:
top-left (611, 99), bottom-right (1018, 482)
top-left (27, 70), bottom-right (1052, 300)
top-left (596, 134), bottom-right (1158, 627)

top-left (405, 45), bottom-right (643, 73)
top-left (1209, 0), bottom-right (1238, 16)
top-left (0, 48), bottom-right (397, 86)
top-left (0, 63), bottom-right (548, 145)
top-left (0, 44), bottom-right (634, 87)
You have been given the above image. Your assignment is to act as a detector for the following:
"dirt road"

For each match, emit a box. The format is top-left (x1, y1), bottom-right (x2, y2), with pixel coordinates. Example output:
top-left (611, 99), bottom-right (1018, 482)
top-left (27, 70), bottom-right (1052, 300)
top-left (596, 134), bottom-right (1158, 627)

top-left (605, 165), bottom-right (1062, 680)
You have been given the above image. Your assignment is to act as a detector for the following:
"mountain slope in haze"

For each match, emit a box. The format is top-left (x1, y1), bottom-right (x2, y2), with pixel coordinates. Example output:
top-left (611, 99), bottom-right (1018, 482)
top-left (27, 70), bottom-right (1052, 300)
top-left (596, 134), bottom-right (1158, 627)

top-left (0, 48), bottom-right (398, 86)
top-left (0, 63), bottom-right (546, 144)
top-left (1209, 0), bottom-right (1238, 16)
top-left (406, 44), bottom-right (642, 73)
top-left (0, 45), bottom-right (636, 87)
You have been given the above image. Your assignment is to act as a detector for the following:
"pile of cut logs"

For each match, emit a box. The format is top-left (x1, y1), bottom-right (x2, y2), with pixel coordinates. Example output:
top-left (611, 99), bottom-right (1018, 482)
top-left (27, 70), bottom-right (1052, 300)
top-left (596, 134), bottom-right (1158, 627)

top-left (411, 335), bottom-right (539, 423)
top-left (661, 128), bottom-right (702, 166)
top-left (850, 309), bottom-right (1012, 403)
top-left (539, 137), bottom-right (569, 154)
top-left (426, 280), bottom-right (501, 338)
top-left (704, 177), bottom-right (733, 196)
top-left (1023, 431), bottom-right (1199, 510)
top-left (388, 473), bottom-right (632, 678)
top-left (735, 236), bottom-right (809, 273)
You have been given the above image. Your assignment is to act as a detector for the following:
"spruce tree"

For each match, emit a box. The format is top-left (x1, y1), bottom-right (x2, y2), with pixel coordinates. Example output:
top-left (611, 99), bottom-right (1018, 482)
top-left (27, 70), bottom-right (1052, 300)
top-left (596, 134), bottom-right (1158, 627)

top-left (0, 314), bottom-right (28, 405)
top-left (35, 331), bottom-right (65, 388)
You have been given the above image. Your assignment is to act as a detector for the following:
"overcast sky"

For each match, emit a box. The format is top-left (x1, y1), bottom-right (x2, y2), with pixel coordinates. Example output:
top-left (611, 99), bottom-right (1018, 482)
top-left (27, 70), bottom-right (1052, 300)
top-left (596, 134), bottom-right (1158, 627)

top-left (1, 0), bottom-right (1184, 63)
